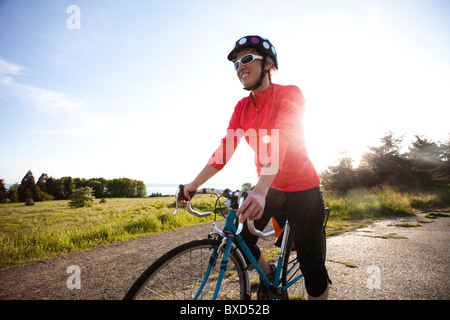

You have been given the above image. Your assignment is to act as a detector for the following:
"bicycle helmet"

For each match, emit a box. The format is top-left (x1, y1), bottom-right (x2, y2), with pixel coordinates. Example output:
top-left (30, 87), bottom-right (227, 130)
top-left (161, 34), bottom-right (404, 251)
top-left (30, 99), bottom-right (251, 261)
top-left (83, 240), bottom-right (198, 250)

top-left (227, 35), bottom-right (278, 91)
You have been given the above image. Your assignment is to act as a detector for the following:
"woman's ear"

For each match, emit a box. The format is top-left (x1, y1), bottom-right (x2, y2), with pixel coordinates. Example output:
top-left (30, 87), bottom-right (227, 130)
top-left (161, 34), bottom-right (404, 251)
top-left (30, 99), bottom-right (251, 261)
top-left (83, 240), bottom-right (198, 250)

top-left (264, 61), bottom-right (273, 72)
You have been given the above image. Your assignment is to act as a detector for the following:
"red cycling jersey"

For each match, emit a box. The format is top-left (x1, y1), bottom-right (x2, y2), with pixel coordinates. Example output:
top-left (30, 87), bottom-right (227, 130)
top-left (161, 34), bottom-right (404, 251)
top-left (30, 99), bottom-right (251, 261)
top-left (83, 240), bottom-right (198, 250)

top-left (208, 83), bottom-right (320, 192)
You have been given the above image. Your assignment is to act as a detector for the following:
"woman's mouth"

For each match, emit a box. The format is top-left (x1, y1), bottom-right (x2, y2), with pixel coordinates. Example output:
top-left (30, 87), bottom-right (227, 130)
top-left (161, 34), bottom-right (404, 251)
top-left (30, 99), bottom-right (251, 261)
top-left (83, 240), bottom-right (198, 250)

top-left (241, 72), bottom-right (250, 81)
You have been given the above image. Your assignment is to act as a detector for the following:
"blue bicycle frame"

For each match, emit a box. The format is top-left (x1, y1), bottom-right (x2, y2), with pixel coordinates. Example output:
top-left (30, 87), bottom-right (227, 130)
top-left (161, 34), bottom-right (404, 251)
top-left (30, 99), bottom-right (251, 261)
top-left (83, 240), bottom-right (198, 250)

top-left (194, 209), bottom-right (303, 300)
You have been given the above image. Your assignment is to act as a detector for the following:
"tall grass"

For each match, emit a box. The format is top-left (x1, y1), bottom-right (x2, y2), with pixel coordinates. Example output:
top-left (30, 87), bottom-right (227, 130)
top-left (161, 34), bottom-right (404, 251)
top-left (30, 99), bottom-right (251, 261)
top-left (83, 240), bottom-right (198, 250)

top-left (325, 188), bottom-right (412, 220)
top-left (325, 187), bottom-right (449, 220)
top-left (0, 196), bottom-right (217, 268)
top-left (1, 188), bottom-right (448, 268)
top-left (323, 187), bottom-right (449, 236)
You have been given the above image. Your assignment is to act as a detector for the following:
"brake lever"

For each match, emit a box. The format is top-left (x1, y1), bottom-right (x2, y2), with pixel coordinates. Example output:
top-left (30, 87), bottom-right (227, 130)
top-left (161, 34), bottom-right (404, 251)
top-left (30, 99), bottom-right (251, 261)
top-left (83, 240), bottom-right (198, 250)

top-left (173, 186), bottom-right (181, 215)
top-left (174, 185), bottom-right (191, 215)
top-left (235, 192), bottom-right (247, 235)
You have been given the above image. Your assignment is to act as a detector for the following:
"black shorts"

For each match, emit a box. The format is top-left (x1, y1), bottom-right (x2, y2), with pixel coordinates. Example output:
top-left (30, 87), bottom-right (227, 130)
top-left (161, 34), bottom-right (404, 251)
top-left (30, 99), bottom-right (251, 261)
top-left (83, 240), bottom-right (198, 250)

top-left (237, 186), bottom-right (330, 297)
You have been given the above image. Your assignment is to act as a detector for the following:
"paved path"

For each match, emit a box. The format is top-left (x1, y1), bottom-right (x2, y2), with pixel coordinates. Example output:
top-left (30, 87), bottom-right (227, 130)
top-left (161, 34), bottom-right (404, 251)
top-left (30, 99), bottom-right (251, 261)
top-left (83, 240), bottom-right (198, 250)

top-left (326, 213), bottom-right (449, 300)
top-left (0, 213), bottom-right (448, 300)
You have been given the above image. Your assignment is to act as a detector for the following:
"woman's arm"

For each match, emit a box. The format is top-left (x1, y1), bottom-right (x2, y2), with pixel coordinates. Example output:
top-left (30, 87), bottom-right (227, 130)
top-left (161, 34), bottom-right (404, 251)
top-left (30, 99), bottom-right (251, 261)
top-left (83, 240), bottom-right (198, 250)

top-left (180, 164), bottom-right (219, 203)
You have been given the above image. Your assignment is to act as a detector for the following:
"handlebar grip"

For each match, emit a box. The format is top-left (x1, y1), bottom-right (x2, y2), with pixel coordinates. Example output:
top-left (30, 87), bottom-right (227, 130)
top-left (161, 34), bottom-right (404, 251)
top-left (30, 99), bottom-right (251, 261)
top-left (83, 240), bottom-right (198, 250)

top-left (186, 204), bottom-right (211, 218)
top-left (236, 219), bottom-right (275, 239)
top-left (247, 220), bottom-right (275, 239)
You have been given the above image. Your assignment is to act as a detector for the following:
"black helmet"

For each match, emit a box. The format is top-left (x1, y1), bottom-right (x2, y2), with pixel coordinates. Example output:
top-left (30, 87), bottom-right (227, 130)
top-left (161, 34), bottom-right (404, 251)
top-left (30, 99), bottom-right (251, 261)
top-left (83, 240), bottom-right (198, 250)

top-left (227, 35), bottom-right (278, 91)
top-left (227, 35), bottom-right (278, 70)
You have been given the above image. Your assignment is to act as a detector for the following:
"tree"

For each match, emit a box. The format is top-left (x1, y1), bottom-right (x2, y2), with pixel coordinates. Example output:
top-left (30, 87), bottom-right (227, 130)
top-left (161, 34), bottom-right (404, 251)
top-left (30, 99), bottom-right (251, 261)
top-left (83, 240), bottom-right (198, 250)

top-left (18, 170), bottom-right (40, 202)
top-left (134, 180), bottom-right (147, 198)
top-left (68, 187), bottom-right (95, 208)
top-left (61, 176), bottom-right (76, 199)
top-left (440, 135), bottom-right (450, 162)
top-left (0, 179), bottom-right (6, 203)
top-left (35, 173), bottom-right (54, 201)
top-left (407, 135), bottom-right (442, 164)
top-left (321, 155), bottom-right (357, 194)
top-left (358, 132), bottom-right (420, 188)
top-left (106, 178), bottom-right (124, 197)
top-left (45, 176), bottom-right (64, 200)
top-left (121, 178), bottom-right (135, 197)
top-left (106, 178), bottom-right (146, 198)
top-left (6, 183), bottom-right (19, 203)
top-left (241, 182), bottom-right (253, 192)
top-left (405, 136), bottom-right (440, 187)
top-left (360, 132), bottom-right (404, 182)
top-left (439, 136), bottom-right (450, 185)
top-left (321, 132), bottom-right (449, 192)
top-left (37, 173), bottom-right (49, 194)
top-left (87, 178), bottom-right (107, 198)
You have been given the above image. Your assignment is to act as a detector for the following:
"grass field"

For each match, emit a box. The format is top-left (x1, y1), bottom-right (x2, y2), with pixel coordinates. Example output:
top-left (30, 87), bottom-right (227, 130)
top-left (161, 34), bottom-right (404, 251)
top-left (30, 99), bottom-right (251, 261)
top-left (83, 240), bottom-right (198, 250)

top-left (1, 188), bottom-right (449, 268)
top-left (0, 195), bottom-right (218, 268)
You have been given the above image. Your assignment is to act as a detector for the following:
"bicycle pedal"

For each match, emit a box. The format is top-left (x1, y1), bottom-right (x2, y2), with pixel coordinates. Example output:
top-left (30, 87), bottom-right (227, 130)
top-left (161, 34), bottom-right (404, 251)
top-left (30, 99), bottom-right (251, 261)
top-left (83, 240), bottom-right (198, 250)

top-left (256, 285), bottom-right (282, 300)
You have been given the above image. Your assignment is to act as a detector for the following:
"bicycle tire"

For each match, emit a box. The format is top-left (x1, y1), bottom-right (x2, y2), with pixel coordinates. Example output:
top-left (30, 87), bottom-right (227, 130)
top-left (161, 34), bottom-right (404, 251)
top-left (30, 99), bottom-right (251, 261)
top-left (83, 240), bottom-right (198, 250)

top-left (123, 239), bottom-right (250, 300)
top-left (281, 237), bottom-right (306, 300)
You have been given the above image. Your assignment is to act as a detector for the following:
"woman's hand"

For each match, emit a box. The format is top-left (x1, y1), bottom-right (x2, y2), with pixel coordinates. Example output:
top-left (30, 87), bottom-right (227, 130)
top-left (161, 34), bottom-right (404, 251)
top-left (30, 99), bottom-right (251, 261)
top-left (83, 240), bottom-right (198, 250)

top-left (236, 164), bottom-right (278, 223)
top-left (236, 187), bottom-right (266, 223)
top-left (177, 183), bottom-right (198, 206)
top-left (177, 164), bottom-right (219, 206)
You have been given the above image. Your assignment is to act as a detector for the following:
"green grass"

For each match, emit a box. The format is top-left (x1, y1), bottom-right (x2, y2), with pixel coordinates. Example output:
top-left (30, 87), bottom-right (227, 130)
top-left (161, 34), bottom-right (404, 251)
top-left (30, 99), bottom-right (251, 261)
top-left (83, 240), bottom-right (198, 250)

top-left (425, 212), bottom-right (450, 219)
top-left (1, 188), bottom-right (449, 269)
top-left (0, 196), bottom-right (218, 268)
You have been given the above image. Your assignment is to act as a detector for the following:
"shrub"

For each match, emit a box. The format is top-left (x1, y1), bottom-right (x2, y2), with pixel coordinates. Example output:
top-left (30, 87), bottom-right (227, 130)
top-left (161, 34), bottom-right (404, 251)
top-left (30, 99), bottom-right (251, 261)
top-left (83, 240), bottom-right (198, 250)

top-left (69, 187), bottom-right (95, 208)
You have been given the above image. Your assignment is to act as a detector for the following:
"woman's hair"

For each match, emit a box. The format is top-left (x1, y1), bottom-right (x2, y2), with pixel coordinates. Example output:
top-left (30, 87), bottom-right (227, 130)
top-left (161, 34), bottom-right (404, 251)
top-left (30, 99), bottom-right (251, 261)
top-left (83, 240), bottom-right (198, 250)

top-left (266, 55), bottom-right (277, 83)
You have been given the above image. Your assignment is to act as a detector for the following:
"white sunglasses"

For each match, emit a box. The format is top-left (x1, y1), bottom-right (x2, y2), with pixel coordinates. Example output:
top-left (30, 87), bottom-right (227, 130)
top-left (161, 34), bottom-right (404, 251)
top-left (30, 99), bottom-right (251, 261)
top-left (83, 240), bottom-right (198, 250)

top-left (233, 54), bottom-right (263, 71)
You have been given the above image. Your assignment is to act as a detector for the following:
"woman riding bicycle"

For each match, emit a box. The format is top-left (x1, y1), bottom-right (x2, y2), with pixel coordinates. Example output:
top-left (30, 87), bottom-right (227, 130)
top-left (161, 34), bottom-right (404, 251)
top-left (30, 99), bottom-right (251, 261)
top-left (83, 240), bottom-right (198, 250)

top-left (180, 35), bottom-right (330, 300)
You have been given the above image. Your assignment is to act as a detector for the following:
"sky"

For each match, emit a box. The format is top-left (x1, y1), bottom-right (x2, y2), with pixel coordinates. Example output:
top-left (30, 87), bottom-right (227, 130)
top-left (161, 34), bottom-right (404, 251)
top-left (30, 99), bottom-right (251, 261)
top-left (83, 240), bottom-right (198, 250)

top-left (1, 0), bottom-right (449, 187)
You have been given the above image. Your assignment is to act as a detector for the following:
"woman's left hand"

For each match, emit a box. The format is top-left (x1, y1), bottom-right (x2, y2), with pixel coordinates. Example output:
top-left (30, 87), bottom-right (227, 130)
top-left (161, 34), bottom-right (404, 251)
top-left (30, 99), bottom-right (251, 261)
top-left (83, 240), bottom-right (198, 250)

top-left (236, 187), bottom-right (266, 223)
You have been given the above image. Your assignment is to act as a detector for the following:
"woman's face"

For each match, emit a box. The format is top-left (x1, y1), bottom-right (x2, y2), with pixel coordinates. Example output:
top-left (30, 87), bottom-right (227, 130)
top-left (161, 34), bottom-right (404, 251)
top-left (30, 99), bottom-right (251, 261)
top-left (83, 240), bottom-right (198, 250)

top-left (234, 49), bottom-right (264, 89)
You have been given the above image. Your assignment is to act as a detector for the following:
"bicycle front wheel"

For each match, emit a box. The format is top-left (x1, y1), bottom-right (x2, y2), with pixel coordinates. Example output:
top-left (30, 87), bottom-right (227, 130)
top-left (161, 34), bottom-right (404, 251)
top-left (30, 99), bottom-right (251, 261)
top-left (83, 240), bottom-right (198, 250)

top-left (124, 239), bottom-right (250, 300)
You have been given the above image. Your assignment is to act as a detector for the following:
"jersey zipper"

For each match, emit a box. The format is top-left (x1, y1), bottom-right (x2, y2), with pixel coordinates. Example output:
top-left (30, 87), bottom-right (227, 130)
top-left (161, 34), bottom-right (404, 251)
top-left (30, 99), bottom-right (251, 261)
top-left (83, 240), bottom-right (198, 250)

top-left (251, 94), bottom-right (259, 129)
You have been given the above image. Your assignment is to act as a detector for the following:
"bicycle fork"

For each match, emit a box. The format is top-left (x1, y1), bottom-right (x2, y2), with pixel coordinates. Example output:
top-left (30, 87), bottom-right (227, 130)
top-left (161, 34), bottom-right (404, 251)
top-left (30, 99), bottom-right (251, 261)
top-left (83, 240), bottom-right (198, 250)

top-left (193, 231), bottom-right (237, 299)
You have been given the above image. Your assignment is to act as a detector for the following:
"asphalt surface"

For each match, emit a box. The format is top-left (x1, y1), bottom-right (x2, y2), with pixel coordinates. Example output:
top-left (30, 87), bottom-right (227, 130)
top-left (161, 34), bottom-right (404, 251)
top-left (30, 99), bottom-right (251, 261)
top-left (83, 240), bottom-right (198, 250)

top-left (326, 213), bottom-right (449, 300)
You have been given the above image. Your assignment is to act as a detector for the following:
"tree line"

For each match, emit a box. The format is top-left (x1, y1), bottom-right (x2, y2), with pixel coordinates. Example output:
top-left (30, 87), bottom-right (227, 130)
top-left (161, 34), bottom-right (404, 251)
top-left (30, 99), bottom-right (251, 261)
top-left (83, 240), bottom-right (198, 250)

top-left (1, 132), bottom-right (448, 203)
top-left (0, 171), bottom-right (147, 203)
top-left (320, 133), bottom-right (450, 195)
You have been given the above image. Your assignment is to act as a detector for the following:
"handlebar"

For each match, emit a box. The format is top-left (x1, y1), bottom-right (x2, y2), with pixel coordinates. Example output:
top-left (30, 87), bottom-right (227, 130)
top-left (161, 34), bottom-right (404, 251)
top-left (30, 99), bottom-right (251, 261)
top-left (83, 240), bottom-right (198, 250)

top-left (174, 185), bottom-right (274, 239)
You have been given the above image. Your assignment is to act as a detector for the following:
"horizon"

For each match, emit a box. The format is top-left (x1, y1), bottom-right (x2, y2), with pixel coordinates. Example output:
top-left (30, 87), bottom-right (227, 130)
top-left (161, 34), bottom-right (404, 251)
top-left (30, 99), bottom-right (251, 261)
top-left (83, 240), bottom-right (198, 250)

top-left (3, 129), bottom-right (447, 187)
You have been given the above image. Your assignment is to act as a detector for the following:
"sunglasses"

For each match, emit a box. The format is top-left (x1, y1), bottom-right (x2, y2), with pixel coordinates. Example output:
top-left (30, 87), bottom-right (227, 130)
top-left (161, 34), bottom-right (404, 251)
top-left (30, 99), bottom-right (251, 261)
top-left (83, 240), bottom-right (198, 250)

top-left (233, 54), bottom-right (263, 71)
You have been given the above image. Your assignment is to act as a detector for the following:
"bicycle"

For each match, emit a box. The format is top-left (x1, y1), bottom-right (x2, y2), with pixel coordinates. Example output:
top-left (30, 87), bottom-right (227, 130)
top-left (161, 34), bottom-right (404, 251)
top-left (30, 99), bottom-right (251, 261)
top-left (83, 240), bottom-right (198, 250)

top-left (123, 185), bottom-right (329, 300)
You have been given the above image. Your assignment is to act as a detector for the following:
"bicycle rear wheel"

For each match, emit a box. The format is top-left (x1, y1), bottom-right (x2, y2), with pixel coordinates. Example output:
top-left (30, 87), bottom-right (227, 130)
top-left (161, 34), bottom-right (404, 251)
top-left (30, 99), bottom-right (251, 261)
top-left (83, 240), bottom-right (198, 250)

top-left (282, 227), bottom-right (327, 300)
top-left (281, 238), bottom-right (307, 300)
top-left (123, 239), bottom-right (250, 300)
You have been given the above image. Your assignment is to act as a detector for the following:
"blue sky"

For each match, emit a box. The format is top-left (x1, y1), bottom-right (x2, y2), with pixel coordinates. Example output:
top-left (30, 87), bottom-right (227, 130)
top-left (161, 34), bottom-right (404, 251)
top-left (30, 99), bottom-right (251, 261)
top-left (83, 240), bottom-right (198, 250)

top-left (1, 0), bottom-right (449, 186)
